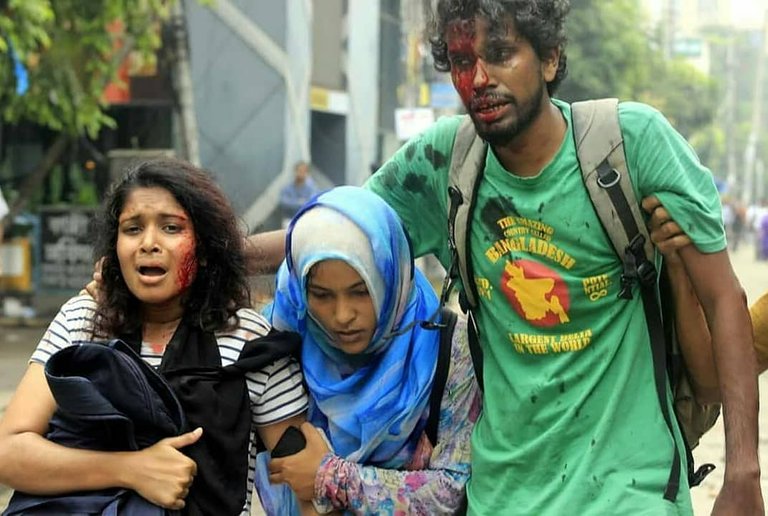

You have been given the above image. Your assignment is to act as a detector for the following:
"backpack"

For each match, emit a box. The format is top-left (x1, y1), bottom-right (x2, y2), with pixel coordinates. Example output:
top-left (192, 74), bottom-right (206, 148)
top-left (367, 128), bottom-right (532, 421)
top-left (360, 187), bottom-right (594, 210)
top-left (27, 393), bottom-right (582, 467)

top-left (443, 98), bottom-right (720, 501)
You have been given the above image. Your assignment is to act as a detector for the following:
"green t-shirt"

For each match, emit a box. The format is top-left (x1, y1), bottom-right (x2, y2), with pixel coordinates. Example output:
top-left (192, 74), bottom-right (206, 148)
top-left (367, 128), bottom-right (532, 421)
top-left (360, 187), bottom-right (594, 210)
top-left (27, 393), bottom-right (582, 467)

top-left (365, 99), bottom-right (723, 515)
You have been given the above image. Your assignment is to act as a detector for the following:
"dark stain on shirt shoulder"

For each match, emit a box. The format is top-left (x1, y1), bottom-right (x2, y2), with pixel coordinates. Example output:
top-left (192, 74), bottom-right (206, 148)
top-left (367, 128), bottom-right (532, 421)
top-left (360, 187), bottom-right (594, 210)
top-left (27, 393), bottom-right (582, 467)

top-left (480, 196), bottom-right (521, 238)
top-left (405, 142), bottom-right (417, 161)
top-left (403, 172), bottom-right (428, 194)
top-left (378, 161), bottom-right (400, 189)
top-left (424, 144), bottom-right (448, 169)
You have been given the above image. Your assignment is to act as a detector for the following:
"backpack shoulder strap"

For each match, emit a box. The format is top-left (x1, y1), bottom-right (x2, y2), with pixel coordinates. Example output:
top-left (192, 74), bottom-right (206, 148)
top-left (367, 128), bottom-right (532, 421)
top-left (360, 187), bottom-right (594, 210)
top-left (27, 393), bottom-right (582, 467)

top-left (571, 98), bottom-right (654, 273)
top-left (425, 307), bottom-right (458, 447)
top-left (447, 116), bottom-right (487, 311)
top-left (444, 117), bottom-right (487, 393)
top-left (572, 98), bottom-right (688, 500)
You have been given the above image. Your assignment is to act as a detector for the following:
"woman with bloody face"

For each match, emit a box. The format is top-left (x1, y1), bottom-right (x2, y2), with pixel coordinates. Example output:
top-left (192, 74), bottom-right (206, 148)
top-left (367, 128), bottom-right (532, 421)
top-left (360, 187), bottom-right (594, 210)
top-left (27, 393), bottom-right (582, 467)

top-left (0, 159), bottom-right (308, 515)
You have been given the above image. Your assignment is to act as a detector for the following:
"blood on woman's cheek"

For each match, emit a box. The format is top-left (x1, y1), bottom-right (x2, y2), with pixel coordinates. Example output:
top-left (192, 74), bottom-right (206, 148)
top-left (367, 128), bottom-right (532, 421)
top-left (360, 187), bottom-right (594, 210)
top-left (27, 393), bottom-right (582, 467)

top-left (177, 237), bottom-right (198, 291)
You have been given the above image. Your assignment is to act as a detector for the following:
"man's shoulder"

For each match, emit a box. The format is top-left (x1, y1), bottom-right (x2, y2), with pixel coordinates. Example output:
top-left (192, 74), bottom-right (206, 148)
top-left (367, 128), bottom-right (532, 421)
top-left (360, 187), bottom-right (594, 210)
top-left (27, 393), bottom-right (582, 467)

top-left (430, 113), bottom-right (465, 134)
top-left (365, 115), bottom-right (465, 191)
top-left (564, 97), bottom-right (664, 128)
top-left (616, 100), bottom-right (666, 128)
top-left (406, 114), bottom-right (466, 151)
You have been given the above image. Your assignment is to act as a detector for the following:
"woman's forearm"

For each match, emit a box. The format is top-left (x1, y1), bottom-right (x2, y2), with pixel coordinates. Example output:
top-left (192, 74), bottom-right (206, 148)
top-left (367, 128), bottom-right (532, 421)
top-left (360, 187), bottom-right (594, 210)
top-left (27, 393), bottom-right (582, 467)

top-left (665, 258), bottom-right (719, 402)
top-left (0, 431), bottom-right (132, 494)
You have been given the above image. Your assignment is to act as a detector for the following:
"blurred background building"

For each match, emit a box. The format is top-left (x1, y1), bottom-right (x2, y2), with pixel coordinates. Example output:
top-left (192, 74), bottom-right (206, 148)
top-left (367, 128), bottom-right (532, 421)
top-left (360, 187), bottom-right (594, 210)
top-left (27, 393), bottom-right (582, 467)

top-left (0, 0), bottom-right (767, 315)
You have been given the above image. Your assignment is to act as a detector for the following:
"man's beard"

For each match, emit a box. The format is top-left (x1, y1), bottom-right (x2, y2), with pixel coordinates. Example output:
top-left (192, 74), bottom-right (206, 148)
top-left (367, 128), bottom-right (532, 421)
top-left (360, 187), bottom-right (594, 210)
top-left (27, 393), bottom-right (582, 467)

top-left (470, 81), bottom-right (546, 147)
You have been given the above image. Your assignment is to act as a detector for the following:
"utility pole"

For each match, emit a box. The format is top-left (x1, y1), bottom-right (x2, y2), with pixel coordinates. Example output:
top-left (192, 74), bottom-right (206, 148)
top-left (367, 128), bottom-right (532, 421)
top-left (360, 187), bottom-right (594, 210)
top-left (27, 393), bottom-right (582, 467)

top-left (662, 0), bottom-right (677, 59)
top-left (742, 9), bottom-right (768, 206)
top-left (171, 1), bottom-right (200, 166)
top-left (724, 38), bottom-right (737, 189)
top-left (401, 0), bottom-right (424, 108)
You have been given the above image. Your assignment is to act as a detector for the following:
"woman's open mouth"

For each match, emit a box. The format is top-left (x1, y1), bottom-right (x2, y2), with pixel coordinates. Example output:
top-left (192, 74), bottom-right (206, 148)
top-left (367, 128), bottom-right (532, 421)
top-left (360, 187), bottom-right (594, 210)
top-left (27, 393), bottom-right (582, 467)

top-left (137, 265), bottom-right (168, 283)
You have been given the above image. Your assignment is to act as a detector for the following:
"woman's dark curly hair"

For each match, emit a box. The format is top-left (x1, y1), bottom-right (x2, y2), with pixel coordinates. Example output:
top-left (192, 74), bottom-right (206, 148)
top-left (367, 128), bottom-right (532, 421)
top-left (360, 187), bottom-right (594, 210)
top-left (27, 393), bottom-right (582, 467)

top-left (92, 158), bottom-right (251, 337)
top-left (428, 0), bottom-right (570, 96)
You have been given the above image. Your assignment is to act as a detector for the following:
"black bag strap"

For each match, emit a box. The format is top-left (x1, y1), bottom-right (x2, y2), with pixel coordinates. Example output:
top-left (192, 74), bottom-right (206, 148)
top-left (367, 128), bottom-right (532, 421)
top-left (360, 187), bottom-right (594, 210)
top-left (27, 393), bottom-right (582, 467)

top-left (465, 309), bottom-right (483, 392)
top-left (425, 307), bottom-right (458, 447)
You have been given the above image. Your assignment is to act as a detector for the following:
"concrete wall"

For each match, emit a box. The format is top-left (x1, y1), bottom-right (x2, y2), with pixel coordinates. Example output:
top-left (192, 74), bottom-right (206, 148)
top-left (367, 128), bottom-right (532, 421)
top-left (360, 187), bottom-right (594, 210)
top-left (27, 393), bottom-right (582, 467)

top-left (184, 0), bottom-right (311, 231)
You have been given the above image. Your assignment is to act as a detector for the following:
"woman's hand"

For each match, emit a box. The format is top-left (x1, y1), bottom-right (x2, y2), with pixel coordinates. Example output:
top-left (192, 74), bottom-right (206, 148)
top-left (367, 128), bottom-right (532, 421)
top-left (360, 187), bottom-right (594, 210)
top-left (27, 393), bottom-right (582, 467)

top-left (123, 428), bottom-right (203, 510)
top-left (268, 423), bottom-right (330, 501)
top-left (641, 196), bottom-right (692, 261)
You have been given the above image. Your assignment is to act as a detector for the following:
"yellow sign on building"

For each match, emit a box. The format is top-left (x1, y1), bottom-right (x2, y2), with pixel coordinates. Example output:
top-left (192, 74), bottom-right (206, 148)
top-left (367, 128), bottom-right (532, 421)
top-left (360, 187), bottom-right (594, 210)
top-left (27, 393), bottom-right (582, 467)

top-left (0, 237), bottom-right (33, 293)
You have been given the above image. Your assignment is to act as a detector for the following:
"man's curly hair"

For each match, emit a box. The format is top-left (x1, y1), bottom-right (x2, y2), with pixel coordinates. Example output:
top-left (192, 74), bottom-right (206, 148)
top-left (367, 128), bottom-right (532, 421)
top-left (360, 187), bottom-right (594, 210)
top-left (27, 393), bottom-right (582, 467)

top-left (92, 158), bottom-right (251, 337)
top-left (428, 0), bottom-right (570, 96)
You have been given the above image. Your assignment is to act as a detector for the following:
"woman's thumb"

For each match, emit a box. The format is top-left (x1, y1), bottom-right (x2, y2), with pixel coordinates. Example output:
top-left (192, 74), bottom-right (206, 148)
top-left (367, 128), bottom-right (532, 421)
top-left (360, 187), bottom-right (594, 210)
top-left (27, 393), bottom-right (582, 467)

top-left (168, 427), bottom-right (203, 449)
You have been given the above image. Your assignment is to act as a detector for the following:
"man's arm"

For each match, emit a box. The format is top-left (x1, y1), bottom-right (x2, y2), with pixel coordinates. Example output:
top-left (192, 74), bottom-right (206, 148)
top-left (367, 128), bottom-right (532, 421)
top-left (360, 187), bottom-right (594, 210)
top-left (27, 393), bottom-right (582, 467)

top-left (678, 245), bottom-right (763, 513)
top-left (245, 230), bottom-right (287, 275)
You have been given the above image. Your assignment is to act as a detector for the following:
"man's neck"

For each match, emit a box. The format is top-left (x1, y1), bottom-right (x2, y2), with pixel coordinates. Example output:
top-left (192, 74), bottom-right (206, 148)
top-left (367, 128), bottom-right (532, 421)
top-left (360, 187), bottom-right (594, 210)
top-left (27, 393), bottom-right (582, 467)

top-left (492, 100), bottom-right (566, 178)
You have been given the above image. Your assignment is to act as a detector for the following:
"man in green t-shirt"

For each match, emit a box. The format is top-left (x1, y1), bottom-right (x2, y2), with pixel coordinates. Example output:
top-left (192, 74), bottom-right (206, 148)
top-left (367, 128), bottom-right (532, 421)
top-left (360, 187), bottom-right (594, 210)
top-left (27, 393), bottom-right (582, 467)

top-left (246, 1), bottom-right (761, 514)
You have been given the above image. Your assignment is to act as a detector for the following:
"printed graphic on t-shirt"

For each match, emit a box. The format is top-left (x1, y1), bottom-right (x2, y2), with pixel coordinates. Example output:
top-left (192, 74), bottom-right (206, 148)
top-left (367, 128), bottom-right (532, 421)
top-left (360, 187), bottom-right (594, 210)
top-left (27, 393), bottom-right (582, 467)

top-left (478, 214), bottom-right (603, 356)
top-left (583, 274), bottom-right (611, 302)
top-left (501, 259), bottom-right (570, 327)
top-left (483, 216), bottom-right (576, 269)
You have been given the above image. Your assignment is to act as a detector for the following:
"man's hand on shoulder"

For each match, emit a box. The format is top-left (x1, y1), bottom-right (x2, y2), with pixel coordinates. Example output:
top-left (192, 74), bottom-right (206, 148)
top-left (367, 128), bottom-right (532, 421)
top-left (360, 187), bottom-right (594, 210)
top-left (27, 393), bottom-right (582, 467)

top-left (79, 258), bottom-right (104, 300)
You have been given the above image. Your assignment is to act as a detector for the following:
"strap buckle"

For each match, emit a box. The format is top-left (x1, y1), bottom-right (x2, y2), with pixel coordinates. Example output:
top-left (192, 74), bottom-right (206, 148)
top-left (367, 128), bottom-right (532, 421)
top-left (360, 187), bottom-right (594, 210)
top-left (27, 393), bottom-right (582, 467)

top-left (689, 463), bottom-right (716, 487)
top-left (618, 234), bottom-right (656, 299)
top-left (596, 167), bottom-right (621, 188)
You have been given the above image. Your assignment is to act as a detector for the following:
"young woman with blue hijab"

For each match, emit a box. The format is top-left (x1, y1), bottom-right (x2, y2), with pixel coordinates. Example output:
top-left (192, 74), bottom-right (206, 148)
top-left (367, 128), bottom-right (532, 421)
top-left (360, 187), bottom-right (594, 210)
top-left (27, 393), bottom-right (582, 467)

top-left (257, 186), bottom-right (481, 515)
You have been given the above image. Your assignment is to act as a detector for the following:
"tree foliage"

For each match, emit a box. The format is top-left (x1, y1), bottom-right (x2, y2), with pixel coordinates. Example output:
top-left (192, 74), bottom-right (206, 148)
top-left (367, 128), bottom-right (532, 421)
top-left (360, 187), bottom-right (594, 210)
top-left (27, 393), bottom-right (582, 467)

top-left (0, 0), bottom-right (171, 139)
top-left (558, 0), bottom-right (719, 139)
top-left (559, 0), bottom-right (653, 101)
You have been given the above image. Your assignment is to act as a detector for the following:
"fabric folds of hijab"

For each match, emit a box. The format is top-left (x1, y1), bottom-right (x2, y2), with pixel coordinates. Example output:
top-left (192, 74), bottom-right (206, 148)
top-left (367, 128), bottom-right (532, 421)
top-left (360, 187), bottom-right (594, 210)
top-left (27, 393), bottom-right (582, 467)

top-left (268, 186), bottom-right (440, 468)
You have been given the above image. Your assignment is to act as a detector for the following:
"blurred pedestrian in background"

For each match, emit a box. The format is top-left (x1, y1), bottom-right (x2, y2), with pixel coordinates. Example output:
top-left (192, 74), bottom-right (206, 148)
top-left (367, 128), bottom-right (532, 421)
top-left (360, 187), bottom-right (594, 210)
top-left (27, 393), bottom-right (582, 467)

top-left (279, 161), bottom-right (319, 228)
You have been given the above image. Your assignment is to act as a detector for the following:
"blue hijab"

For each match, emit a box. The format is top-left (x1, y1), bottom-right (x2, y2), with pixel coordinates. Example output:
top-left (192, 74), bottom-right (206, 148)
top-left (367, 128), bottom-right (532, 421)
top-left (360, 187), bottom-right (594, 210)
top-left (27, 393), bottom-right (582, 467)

top-left (267, 186), bottom-right (440, 467)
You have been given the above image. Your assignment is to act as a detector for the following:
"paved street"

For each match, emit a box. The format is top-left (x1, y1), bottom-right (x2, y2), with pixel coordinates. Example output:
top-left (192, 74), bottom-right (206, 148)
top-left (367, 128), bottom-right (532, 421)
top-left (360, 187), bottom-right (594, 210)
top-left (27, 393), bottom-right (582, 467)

top-left (1, 242), bottom-right (767, 514)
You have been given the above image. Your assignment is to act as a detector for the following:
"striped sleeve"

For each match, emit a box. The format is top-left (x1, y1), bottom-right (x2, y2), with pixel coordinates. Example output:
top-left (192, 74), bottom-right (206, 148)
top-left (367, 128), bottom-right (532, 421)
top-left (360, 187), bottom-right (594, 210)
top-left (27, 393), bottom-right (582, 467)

top-left (31, 295), bottom-right (98, 365)
top-left (250, 357), bottom-right (307, 426)
top-left (220, 308), bottom-right (308, 427)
